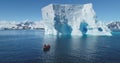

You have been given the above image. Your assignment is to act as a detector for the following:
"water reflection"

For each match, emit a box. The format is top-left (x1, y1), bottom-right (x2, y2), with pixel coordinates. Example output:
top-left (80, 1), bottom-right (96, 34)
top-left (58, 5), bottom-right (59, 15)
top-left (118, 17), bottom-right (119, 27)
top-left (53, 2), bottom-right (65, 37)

top-left (54, 35), bottom-right (72, 63)
top-left (43, 35), bottom-right (99, 63)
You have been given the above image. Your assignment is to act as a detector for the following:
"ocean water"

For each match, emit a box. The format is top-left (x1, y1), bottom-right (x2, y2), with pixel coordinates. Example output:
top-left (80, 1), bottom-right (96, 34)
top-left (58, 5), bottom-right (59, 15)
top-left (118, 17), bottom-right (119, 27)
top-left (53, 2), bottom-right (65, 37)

top-left (0, 30), bottom-right (120, 63)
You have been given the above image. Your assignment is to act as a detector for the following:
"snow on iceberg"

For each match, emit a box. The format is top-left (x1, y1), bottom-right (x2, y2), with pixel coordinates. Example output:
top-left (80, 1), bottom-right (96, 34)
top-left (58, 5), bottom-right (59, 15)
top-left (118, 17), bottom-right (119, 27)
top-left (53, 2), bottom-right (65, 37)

top-left (41, 3), bottom-right (112, 36)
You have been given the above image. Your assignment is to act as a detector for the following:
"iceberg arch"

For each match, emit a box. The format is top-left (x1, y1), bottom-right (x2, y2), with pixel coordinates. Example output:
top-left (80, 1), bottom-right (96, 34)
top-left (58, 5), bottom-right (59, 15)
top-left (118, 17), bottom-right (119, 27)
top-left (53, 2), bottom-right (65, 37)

top-left (80, 21), bottom-right (88, 35)
top-left (54, 14), bottom-right (72, 35)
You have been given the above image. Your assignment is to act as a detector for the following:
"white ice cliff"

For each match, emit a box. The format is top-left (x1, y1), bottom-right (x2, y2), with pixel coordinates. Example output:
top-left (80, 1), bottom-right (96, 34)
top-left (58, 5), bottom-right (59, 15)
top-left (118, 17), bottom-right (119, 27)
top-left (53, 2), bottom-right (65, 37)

top-left (41, 3), bottom-right (112, 36)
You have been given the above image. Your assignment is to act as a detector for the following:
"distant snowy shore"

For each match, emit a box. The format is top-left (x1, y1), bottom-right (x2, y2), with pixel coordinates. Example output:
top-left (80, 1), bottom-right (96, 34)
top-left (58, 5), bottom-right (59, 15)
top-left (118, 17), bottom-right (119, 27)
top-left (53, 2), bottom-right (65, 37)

top-left (0, 21), bottom-right (44, 30)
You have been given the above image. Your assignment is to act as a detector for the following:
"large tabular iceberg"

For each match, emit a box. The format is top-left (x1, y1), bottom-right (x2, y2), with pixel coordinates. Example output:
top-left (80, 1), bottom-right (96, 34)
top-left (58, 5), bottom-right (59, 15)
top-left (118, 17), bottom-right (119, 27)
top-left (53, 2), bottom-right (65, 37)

top-left (41, 3), bottom-right (112, 36)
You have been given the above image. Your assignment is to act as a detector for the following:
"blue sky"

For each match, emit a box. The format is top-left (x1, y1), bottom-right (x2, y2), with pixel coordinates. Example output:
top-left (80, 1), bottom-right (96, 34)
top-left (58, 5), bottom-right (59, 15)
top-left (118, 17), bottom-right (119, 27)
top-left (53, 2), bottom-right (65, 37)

top-left (0, 0), bottom-right (120, 22)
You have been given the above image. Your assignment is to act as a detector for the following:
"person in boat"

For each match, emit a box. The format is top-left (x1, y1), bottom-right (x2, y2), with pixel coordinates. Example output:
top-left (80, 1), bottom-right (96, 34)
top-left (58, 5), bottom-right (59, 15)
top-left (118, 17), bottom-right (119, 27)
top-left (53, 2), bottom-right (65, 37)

top-left (44, 44), bottom-right (47, 48)
top-left (47, 44), bottom-right (50, 48)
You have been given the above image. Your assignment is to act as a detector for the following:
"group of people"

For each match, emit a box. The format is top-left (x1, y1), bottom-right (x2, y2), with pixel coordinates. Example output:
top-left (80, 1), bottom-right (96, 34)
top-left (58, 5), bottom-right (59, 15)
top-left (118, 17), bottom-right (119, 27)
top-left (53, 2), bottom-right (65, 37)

top-left (43, 44), bottom-right (50, 51)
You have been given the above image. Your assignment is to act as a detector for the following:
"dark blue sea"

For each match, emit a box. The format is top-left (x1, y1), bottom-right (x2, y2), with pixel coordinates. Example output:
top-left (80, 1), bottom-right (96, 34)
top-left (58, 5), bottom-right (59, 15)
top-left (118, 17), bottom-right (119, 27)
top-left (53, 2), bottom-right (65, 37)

top-left (0, 30), bottom-right (120, 63)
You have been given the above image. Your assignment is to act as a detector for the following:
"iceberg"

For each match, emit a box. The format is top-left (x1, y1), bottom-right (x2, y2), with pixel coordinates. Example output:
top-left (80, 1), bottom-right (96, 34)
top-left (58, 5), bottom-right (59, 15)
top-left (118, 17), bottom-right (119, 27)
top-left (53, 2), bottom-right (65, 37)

top-left (41, 3), bottom-right (112, 36)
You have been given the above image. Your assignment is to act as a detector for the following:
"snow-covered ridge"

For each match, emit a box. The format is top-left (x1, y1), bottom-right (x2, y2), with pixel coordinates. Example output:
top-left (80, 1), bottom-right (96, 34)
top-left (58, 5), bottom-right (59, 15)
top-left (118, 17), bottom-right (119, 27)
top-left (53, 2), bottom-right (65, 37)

top-left (0, 21), bottom-right (44, 30)
top-left (107, 21), bottom-right (120, 31)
